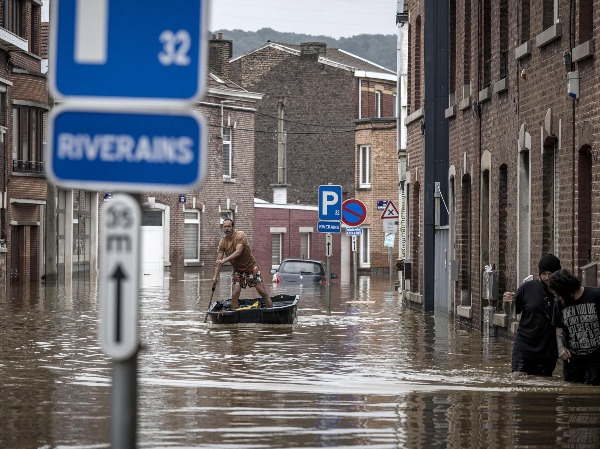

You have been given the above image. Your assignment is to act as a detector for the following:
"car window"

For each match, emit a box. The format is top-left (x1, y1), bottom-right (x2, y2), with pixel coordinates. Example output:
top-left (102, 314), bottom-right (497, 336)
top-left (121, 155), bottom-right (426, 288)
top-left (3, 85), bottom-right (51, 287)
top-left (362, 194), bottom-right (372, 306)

top-left (280, 262), bottom-right (298, 273)
top-left (280, 261), bottom-right (323, 275)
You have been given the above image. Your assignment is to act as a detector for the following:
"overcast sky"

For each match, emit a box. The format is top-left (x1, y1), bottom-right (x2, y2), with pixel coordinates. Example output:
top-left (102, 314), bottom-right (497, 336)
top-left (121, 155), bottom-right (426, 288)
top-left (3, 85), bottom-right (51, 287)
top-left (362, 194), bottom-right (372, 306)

top-left (210, 0), bottom-right (399, 38)
top-left (42, 1), bottom-right (398, 39)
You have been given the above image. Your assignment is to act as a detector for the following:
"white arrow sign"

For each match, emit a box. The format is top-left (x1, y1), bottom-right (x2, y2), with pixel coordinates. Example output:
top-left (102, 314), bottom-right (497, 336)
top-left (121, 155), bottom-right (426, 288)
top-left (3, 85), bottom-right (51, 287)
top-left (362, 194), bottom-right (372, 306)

top-left (99, 193), bottom-right (141, 361)
top-left (326, 233), bottom-right (333, 257)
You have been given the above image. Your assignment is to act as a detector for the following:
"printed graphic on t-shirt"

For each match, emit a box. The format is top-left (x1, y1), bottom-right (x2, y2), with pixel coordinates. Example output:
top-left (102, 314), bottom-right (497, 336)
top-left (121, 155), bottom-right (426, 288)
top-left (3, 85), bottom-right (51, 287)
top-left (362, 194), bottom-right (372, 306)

top-left (562, 302), bottom-right (600, 355)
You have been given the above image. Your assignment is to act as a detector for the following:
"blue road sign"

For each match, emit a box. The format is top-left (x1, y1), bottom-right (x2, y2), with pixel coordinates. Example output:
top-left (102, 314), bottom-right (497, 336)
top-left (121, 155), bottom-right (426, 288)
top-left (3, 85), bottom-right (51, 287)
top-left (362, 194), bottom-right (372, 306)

top-left (47, 105), bottom-right (207, 192)
top-left (50, 0), bottom-right (207, 103)
top-left (341, 198), bottom-right (367, 227)
top-left (345, 227), bottom-right (363, 236)
top-left (318, 185), bottom-right (342, 221)
top-left (318, 221), bottom-right (341, 233)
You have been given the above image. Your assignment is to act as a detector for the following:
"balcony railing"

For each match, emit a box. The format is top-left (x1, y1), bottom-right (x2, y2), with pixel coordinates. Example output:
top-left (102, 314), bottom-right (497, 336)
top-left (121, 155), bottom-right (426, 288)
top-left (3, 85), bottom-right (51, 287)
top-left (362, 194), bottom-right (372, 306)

top-left (12, 160), bottom-right (44, 174)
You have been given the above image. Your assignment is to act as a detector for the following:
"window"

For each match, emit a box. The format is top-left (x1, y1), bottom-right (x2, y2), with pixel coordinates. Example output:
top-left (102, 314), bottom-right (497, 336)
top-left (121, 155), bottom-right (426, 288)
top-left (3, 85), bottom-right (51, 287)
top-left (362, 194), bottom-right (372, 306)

top-left (280, 261), bottom-right (323, 275)
top-left (499, 0), bottom-right (509, 79)
top-left (579, 0), bottom-right (593, 44)
top-left (359, 227), bottom-right (370, 268)
top-left (449, 0), bottom-right (456, 103)
top-left (184, 210), bottom-right (200, 262)
top-left (482, 0), bottom-right (491, 87)
top-left (359, 145), bottom-right (371, 188)
top-left (8, 0), bottom-right (23, 36)
top-left (520, 0), bottom-right (530, 44)
top-left (463, 2), bottom-right (471, 88)
top-left (12, 106), bottom-right (45, 173)
top-left (271, 233), bottom-right (282, 267)
top-left (219, 210), bottom-right (233, 225)
top-left (300, 232), bottom-right (310, 259)
top-left (31, 4), bottom-right (40, 54)
top-left (375, 90), bottom-right (382, 117)
top-left (543, 0), bottom-right (559, 29)
top-left (542, 143), bottom-right (558, 254)
top-left (223, 126), bottom-right (232, 178)
top-left (414, 16), bottom-right (422, 109)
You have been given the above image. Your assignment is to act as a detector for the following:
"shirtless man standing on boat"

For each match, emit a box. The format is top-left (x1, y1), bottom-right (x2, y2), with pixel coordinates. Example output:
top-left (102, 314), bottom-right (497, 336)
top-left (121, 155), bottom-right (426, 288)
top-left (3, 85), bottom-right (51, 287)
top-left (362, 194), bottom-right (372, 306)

top-left (212, 218), bottom-right (273, 309)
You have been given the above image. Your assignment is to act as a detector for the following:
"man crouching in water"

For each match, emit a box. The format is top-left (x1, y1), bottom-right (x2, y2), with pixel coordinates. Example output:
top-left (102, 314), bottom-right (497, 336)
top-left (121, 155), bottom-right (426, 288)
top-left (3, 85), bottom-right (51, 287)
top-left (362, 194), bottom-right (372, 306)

top-left (212, 218), bottom-right (273, 309)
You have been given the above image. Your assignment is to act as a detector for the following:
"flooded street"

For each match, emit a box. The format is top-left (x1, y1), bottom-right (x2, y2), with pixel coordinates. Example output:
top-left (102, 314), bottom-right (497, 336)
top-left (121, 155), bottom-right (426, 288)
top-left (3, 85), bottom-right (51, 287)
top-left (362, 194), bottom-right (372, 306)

top-left (2, 272), bottom-right (600, 448)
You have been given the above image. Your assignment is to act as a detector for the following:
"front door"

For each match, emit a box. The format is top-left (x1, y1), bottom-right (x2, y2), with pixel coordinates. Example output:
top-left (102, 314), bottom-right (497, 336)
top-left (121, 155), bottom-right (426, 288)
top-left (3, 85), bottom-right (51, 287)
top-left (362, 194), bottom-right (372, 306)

top-left (141, 210), bottom-right (164, 276)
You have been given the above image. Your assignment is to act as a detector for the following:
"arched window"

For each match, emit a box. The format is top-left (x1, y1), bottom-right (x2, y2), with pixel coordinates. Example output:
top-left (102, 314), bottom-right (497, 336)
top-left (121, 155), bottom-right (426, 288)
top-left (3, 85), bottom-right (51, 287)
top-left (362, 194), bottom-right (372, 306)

top-left (460, 174), bottom-right (472, 304)
top-left (498, 165), bottom-right (508, 296)
top-left (518, 148), bottom-right (531, 281)
top-left (542, 138), bottom-right (558, 255)
top-left (577, 146), bottom-right (592, 269)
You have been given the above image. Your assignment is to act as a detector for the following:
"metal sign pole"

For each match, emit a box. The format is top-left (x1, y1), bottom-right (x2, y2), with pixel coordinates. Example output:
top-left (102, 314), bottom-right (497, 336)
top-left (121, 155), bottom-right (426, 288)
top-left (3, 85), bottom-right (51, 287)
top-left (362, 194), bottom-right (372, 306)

top-left (112, 353), bottom-right (138, 448)
top-left (99, 194), bottom-right (141, 449)
top-left (326, 254), bottom-right (331, 313)
top-left (326, 233), bottom-right (332, 313)
top-left (389, 247), bottom-right (393, 289)
top-left (352, 235), bottom-right (357, 290)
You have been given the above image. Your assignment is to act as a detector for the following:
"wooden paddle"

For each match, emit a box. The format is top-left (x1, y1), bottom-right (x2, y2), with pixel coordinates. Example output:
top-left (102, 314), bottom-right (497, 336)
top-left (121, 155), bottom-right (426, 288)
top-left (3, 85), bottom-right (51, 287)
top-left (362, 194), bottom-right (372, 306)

top-left (204, 285), bottom-right (216, 323)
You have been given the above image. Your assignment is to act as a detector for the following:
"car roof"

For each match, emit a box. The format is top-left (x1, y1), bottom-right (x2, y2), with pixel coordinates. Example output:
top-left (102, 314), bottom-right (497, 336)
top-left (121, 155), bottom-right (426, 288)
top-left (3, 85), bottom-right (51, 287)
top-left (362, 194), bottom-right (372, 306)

top-left (281, 258), bottom-right (324, 264)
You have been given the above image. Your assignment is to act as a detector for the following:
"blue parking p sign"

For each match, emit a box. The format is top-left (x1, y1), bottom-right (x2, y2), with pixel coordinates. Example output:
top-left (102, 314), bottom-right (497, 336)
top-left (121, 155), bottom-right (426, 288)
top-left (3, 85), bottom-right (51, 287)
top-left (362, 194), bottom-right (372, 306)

top-left (50, 0), bottom-right (207, 103)
top-left (318, 185), bottom-right (342, 221)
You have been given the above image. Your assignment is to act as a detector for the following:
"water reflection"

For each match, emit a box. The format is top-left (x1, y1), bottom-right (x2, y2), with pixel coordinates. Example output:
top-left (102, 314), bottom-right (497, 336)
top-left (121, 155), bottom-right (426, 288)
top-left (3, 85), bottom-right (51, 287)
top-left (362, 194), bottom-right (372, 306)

top-left (1, 272), bottom-right (600, 448)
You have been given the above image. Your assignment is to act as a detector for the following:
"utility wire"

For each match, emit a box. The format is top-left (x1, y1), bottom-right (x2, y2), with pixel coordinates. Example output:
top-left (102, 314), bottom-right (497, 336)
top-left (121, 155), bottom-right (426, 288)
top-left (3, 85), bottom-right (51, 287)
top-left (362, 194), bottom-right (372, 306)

top-left (255, 110), bottom-right (354, 129)
top-left (208, 123), bottom-right (397, 134)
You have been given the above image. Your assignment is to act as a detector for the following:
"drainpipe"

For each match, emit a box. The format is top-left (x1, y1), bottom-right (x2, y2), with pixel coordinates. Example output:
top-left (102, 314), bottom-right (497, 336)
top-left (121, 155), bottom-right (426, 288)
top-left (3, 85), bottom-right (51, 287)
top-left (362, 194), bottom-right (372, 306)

top-left (396, 0), bottom-right (408, 291)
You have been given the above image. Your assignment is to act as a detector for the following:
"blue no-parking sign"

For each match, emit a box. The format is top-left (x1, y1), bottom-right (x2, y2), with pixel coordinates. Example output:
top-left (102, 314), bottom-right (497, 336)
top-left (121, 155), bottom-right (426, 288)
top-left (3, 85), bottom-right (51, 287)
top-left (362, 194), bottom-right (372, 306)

top-left (50, 0), bottom-right (208, 103)
top-left (341, 198), bottom-right (367, 227)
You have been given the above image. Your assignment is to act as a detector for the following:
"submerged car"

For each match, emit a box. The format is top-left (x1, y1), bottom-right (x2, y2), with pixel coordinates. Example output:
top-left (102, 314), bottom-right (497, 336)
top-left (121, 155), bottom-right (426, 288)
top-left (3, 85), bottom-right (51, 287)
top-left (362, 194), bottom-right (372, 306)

top-left (270, 259), bottom-right (338, 285)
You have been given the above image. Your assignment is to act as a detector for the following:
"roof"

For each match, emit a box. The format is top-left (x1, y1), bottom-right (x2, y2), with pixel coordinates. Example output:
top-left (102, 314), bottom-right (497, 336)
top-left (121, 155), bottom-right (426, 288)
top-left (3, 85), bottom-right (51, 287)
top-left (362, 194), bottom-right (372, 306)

top-left (232, 41), bottom-right (396, 81)
top-left (207, 70), bottom-right (246, 91)
top-left (207, 70), bottom-right (263, 100)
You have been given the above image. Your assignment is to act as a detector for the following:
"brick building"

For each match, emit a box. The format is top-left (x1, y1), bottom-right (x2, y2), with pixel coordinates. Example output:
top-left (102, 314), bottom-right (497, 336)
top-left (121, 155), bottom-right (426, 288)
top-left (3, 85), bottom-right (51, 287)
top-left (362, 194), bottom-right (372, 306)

top-left (230, 41), bottom-right (398, 271)
top-left (253, 200), bottom-right (344, 282)
top-left (355, 119), bottom-right (399, 271)
top-left (136, 36), bottom-right (263, 273)
top-left (37, 33), bottom-right (261, 280)
top-left (404, 0), bottom-right (600, 330)
top-left (0, 1), bottom-right (49, 283)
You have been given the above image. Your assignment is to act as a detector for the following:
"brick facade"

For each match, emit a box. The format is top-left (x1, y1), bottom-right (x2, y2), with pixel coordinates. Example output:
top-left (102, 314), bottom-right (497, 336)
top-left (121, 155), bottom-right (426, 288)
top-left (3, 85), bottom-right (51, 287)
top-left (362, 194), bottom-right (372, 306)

top-left (230, 42), bottom-right (397, 205)
top-left (406, 0), bottom-right (600, 329)
top-left (137, 37), bottom-right (261, 271)
top-left (355, 119), bottom-right (399, 268)
top-left (229, 41), bottom-right (397, 271)
top-left (253, 203), bottom-right (341, 277)
top-left (1, 1), bottom-right (49, 282)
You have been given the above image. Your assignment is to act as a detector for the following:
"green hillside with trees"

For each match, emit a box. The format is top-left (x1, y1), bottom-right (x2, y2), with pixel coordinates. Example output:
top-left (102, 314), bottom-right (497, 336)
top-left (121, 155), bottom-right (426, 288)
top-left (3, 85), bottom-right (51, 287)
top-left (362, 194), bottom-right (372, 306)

top-left (213, 27), bottom-right (397, 71)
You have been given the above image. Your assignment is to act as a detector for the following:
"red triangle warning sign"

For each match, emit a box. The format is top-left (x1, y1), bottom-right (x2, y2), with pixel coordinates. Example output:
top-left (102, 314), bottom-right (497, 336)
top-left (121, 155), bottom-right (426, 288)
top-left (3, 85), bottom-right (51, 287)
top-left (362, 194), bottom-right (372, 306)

top-left (380, 200), bottom-right (399, 219)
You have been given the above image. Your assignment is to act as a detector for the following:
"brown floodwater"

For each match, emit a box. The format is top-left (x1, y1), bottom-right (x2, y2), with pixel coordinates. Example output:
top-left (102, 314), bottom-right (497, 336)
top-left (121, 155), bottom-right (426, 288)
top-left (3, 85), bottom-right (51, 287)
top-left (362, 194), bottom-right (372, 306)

top-left (1, 271), bottom-right (600, 448)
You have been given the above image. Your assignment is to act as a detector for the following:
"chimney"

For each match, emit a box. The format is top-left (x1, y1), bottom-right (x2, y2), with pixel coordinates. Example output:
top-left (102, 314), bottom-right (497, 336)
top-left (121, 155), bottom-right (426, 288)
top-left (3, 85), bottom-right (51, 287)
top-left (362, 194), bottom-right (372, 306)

top-left (300, 42), bottom-right (327, 59)
top-left (209, 33), bottom-right (232, 79)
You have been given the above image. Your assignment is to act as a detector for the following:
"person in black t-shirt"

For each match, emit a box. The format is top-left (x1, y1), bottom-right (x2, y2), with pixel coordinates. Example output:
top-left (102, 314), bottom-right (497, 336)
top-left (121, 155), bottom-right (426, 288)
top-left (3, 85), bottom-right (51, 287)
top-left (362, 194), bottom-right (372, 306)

top-left (549, 268), bottom-right (600, 385)
top-left (503, 254), bottom-right (561, 379)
